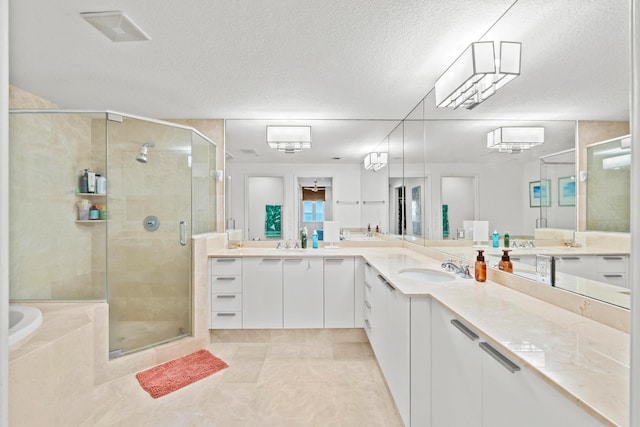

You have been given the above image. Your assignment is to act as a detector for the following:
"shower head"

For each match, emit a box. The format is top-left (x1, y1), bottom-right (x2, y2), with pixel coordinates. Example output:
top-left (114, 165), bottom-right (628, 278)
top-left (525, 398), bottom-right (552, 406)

top-left (136, 142), bottom-right (155, 163)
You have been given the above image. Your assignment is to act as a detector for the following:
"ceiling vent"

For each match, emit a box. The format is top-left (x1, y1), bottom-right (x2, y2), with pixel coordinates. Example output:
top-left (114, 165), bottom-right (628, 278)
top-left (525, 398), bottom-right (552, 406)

top-left (81, 11), bottom-right (150, 42)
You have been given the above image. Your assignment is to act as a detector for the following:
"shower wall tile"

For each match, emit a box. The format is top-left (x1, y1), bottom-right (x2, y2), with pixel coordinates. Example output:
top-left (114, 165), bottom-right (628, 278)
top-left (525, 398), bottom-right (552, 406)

top-left (9, 107), bottom-right (96, 300)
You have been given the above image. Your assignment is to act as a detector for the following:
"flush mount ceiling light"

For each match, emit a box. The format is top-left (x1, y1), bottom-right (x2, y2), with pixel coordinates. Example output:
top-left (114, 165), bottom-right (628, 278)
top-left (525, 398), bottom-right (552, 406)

top-left (435, 41), bottom-right (521, 110)
top-left (81, 11), bottom-right (151, 42)
top-left (487, 127), bottom-right (544, 154)
top-left (363, 152), bottom-right (388, 171)
top-left (266, 126), bottom-right (312, 153)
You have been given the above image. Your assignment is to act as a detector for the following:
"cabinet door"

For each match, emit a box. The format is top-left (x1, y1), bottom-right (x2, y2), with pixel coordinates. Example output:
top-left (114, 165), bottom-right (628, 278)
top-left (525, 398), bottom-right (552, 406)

top-left (354, 257), bottom-right (365, 328)
top-left (242, 258), bottom-right (283, 328)
top-left (431, 302), bottom-right (482, 427)
top-left (384, 279), bottom-right (410, 426)
top-left (411, 298), bottom-right (431, 427)
top-left (324, 257), bottom-right (355, 328)
top-left (283, 257), bottom-right (323, 328)
top-left (481, 343), bottom-right (602, 427)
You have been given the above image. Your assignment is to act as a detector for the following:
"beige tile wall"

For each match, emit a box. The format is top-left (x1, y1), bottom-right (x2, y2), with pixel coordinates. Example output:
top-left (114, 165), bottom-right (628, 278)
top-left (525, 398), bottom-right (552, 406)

top-left (576, 120), bottom-right (630, 231)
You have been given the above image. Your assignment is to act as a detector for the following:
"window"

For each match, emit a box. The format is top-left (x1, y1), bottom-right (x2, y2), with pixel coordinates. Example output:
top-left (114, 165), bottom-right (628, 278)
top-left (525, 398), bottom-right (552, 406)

top-left (303, 201), bottom-right (325, 222)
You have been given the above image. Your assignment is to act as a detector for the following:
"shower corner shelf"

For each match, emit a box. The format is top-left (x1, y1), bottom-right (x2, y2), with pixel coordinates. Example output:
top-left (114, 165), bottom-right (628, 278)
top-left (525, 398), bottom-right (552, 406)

top-left (75, 220), bottom-right (108, 224)
top-left (76, 193), bottom-right (106, 197)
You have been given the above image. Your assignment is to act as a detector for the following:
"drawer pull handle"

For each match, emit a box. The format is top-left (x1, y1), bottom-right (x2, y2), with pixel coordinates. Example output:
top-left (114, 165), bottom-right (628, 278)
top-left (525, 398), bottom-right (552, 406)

top-left (216, 259), bottom-right (236, 263)
top-left (325, 258), bottom-right (344, 262)
top-left (364, 319), bottom-right (372, 329)
top-left (479, 342), bottom-right (520, 373)
top-left (603, 274), bottom-right (623, 278)
top-left (561, 256), bottom-right (580, 260)
top-left (285, 258), bottom-right (303, 262)
top-left (364, 282), bottom-right (372, 289)
top-left (602, 256), bottom-right (624, 260)
top-left (216, 313), bottom-right (236, 317)
top-left (451, 319), bottom-right (479, 341)
top-left (262, 258), bottom-right (281, 262)
top-left (216, 295), bottom-right (236, 299)
top-left (377, 274), bottom-right (395, 291)
top-left (364, 300), bottom-right (372, 309)
top-left (365, 262), bottom-right (371, 267)
top-left (216, 277), bottom-right (236, 281)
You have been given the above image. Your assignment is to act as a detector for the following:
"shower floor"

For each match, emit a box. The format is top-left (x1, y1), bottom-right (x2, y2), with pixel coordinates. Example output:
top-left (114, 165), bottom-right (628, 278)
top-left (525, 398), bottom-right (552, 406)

top-left (109, 320), bottom-right (189, 355)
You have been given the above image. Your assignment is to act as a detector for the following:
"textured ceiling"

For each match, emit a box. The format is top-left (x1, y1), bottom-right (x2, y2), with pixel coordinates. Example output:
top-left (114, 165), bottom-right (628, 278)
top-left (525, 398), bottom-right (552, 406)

top-left (9, 0), bottom-right (630, 163)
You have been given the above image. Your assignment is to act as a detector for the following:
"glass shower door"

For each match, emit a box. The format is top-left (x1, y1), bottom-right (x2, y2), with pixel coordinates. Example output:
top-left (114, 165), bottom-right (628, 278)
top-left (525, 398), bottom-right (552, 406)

top-left (106, 115), bottom-right (193, 355)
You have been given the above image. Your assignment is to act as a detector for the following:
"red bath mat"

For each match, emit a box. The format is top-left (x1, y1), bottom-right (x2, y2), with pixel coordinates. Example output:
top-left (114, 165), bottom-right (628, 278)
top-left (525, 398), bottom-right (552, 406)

top-left (136, 349), bottom-right (228, 398)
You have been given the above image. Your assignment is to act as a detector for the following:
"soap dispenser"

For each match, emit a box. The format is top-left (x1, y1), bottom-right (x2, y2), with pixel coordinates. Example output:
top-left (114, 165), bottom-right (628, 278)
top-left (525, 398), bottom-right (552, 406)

top-left (498, 250), bottom-right (513, 273)
top-left (474, 250), bottom-right (487, 282)
top-left (492, 230), bottom-right (499, 248)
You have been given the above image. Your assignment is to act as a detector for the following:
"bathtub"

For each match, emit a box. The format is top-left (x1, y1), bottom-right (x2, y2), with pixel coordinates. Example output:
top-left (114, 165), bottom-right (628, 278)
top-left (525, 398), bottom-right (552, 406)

top-left (9, 305), bottom-right (43, 346)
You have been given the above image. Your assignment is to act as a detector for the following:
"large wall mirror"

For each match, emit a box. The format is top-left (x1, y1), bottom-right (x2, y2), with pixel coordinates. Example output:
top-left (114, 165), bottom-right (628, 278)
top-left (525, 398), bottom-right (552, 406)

top-left (224, 1), bottom-right (630, 309)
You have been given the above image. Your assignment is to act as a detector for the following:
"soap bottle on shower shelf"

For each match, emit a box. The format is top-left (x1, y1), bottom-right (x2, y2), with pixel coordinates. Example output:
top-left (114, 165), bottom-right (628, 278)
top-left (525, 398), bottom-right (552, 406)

top-left (498, 250), bottom-right (513, 273)
top-left (474, 249), bottom-right (486, 282)
top-left (492, 230), bottom-right (499, 248)
top-left (312, 230), bottom-right (318, 249)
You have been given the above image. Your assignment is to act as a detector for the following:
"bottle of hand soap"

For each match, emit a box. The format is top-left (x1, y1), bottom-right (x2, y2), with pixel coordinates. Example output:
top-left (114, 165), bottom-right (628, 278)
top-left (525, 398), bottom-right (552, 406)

top-left (300, 227), bottom-right (308, 249)
top-left (492, 230), bottom-right (499, 248)
top-left (475, 249), bottom-right (486, 282)
top-left (312, 230), bottom-right (318, 249)
top-left (504, 231), bottom-right (510, 248)
top-left (498, 249), bottom-right (513, 273)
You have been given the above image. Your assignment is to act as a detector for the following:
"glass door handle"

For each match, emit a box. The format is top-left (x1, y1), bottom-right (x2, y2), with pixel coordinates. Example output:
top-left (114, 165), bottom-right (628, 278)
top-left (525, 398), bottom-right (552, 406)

top-left (179, 221), bottom-right (187, 246)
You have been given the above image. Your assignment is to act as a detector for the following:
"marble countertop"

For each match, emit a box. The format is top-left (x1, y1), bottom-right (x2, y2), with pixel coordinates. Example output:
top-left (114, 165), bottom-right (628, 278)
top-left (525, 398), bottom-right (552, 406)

top-left (209, 246), bottom-right (629, 426)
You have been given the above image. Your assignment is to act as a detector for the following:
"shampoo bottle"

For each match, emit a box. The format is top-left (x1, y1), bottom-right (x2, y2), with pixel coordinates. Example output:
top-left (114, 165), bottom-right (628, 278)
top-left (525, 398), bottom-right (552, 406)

top-left (474, 249), bottom-right (486, 282)
top-left (312, 230), bottom-right (319, 249)
top-left (498, 249), bottom-right (513, 273)
top-left (492, 230), bottom-right (499, 248)
top-left (504, 231), bottom-right (510, 248)
top-left (301, 228), bottom-right (308, 249)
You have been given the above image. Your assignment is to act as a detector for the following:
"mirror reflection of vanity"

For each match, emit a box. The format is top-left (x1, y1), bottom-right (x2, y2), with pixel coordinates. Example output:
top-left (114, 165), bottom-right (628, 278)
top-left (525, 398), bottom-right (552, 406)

top-left (225, 1), bottom-right (631, 310)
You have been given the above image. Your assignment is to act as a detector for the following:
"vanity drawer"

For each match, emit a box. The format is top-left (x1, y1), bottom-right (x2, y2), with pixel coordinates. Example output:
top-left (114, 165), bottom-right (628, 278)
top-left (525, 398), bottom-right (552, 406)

top-left (211, 293), bottom-right (243, 311)
top-left (210, 257), bottom-right (242, 276)
top-left (594, 272), bottom-right (628, 288)
top-left (210, 275), bottom-right (242, 293)
top-left (596, 255), bottom-right (627, 273)
top-left (210, 311), bottom-right (243, 329)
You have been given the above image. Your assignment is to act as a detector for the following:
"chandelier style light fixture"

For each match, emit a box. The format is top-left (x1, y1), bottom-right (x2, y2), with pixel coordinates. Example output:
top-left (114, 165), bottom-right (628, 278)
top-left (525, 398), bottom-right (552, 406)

top-left (363, 152), bottom-right (388, 171)
top-left (487, 127), bottom-right (544, 153)
top-left (435, 41), bottom-right (521, 110)
top-left (266, 126), bottom-right (312, 153)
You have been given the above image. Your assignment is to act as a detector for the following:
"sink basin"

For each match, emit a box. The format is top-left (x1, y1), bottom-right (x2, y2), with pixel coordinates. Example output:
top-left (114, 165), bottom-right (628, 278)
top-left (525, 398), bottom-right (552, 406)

top-left (398, 268), bottom-right (456, 283)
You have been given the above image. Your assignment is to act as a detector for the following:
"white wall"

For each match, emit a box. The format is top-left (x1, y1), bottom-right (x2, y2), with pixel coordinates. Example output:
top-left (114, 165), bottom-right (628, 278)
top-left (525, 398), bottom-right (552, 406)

top-left (426, 161), bottom-right (536, 238)
top-left (227, 162), bottom-right (361, 241)
top-left (246, 176), bottom-right (284, 240)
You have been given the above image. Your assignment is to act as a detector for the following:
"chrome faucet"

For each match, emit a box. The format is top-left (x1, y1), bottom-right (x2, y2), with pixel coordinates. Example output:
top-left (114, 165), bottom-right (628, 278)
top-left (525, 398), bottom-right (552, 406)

top-left (441, 260), bottom-right (473, 279)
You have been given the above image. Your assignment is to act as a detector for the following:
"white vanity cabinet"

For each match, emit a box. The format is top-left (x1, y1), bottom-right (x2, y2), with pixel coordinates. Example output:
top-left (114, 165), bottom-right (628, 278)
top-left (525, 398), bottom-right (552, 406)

top-left (481, 346), bottom-right (603, 427)
top-left (323, 256), bottom-right (355, 328)
top-left (432, 300), bottom-right (602, 427)
top-left (555, 254), bottom-right (629, 288)
top-left (283, 257), bottom-right (323, 328)
top-left (371, 272), bottom-right (411, 426)
top-left (209, 258), bottom-right (243, 329)
top-left (363, 262), bottom-right (374, 341)
top-left (242, 257), bottom-right (283, 328)
top-left (431, 301), bottom-right (482, 427)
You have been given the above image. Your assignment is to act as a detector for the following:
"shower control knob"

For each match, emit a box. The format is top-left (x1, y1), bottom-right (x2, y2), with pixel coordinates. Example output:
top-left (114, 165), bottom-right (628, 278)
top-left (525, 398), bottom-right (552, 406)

top-left (143, 215), bottom-right (160, 231)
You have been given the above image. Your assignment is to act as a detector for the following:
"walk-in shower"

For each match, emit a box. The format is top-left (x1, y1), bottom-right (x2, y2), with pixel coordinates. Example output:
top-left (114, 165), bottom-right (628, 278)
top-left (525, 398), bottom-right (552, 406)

top-left (9, 110), bottom-right (217, 356)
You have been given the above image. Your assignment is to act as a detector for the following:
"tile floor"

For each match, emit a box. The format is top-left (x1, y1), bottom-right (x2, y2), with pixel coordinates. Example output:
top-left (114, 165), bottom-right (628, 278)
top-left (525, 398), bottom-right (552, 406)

top-left (93, 329), bottom-right (404, 426)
